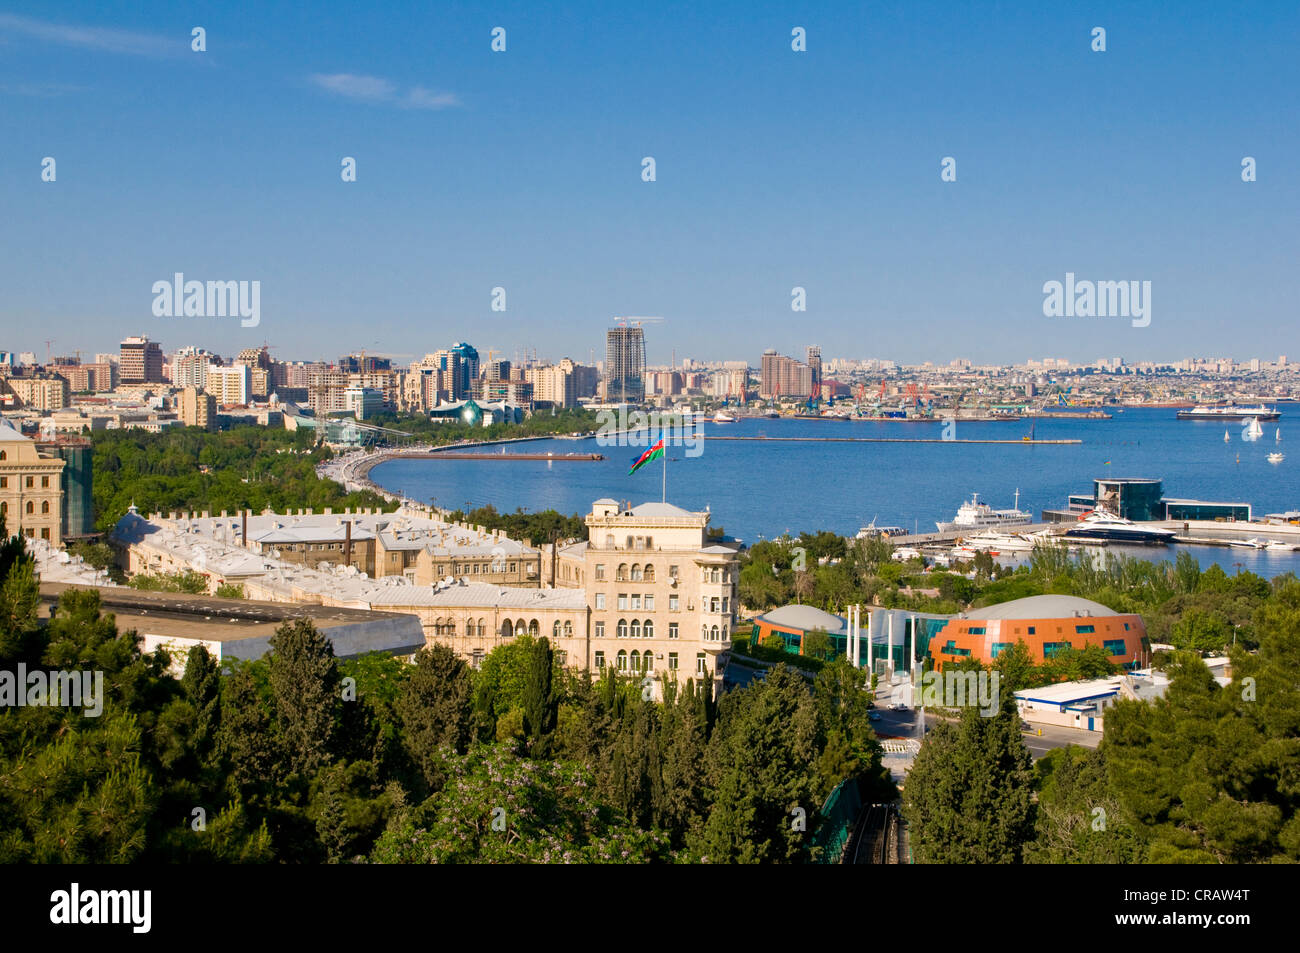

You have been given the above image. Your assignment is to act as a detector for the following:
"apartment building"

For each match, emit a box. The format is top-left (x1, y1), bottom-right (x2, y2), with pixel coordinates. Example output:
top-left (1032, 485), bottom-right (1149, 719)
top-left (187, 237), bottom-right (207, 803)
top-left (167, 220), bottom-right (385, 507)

top-left (0, 418), bottom-right (66, 544)
top-left (120, 336), bottom-right (164, 384)
top-left (579, 499), bottom-right (739, 683)
top-left (2, 374), bottom-right (71, 411)
top-left (177, 386), bottom-right (217, 431)
top-left (206, 364), bottom-right (251, 406)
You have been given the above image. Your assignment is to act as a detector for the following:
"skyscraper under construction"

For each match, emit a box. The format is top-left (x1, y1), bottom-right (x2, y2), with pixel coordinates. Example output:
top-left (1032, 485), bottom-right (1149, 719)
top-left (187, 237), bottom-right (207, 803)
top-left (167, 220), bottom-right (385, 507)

top-left (606, 324), bottom-right (646, 403)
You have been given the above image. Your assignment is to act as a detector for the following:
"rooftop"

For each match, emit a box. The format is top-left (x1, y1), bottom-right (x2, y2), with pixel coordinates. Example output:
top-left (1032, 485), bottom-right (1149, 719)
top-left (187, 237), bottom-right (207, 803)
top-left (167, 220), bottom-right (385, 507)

top-left (962, 594), bottom-right (1121, 620)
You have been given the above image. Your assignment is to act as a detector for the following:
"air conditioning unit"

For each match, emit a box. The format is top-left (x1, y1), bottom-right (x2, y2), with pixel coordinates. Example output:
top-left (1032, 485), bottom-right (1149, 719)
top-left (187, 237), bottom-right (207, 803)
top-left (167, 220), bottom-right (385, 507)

top-left (668, 577), bottom-right (677, 587)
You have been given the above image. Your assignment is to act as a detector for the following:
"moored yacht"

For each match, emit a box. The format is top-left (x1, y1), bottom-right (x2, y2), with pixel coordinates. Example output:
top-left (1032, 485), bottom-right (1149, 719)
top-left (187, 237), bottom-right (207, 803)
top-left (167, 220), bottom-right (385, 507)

top-left (1062, 508), bottom-right (1176, 545)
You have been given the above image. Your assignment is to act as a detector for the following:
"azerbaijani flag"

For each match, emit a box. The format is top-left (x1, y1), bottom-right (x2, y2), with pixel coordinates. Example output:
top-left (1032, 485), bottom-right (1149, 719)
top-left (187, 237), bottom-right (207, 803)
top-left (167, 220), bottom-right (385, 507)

top-left (629, 438), bottom-right (666, 475)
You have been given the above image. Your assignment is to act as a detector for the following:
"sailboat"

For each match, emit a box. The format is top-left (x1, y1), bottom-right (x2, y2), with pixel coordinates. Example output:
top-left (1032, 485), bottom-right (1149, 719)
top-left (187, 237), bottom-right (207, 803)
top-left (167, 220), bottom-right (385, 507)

top-left (1245, 417), bottom-right (1264, 441)
top-left (1276, 427), bottom-right (1282, 443)
top-left (1224, 429), bottom-right (1230, 443)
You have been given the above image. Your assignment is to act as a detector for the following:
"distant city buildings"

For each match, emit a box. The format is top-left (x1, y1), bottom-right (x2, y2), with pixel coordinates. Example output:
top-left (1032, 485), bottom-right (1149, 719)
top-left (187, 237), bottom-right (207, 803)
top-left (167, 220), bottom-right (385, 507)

top-left (606, 324), bottom-right (646, 403)
top-left (760, 348), bottom-right (814, 399)
top-left (119, 336), bottom-right (164, 384)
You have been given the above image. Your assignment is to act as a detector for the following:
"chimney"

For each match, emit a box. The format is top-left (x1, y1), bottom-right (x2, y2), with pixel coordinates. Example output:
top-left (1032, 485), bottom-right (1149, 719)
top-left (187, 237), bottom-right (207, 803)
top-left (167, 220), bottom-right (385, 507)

top-left (345, 520), bottom-right (353, 567)
top-left (242, 509), bottom-right (248, 549)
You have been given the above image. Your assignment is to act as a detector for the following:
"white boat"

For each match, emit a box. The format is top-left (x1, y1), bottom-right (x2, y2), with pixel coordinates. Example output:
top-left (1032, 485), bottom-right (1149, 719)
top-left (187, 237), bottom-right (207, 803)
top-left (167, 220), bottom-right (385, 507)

top-left (1266, 540), bottom-right (1296, 552)
top-left (1268, 452), bottom-right (1284, 464)
top-left (712, 411), bottom-right (738, 424)
top-left (891, 547), bottom-right (922, 562)
top-left (1178, 404), bottom-right (1280, 421)
top-left (1224, 429), bottom-right (1230, 443)
top-left (1276, 427), bottom-right (1282, 443)
top-left (1230, 537), bottom-right (1267, 550)
top-left (965, 530), bottom-right (1037, 552)
top-left (936, 490), bottom-right (1032, 532)
top-left (856, 518), bottom-right (907, 540)
top-left (1244, 417), bottom-right (1264, 441)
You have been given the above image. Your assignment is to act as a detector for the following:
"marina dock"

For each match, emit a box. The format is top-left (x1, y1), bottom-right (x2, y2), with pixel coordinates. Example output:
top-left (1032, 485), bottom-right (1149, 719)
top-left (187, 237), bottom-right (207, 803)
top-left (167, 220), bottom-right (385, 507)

top-left (704, 436), bottom-right (1081, 445)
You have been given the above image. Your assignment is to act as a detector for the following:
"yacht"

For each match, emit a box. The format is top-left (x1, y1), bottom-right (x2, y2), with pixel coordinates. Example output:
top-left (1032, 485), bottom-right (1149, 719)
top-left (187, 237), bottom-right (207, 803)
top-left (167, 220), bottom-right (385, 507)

top-left (1244, 417), bottom-right (1265, 441)
top-left (1268, 452), bottom-right (1284, 464)
top-left (1062, 508), bottom-right (1176, 545)
top-left (936, 490), bottom-right (1032, 533)
top-left (1177, 404), bottom-right (1281, 421)
top-left (964, 531), bottom-right (1038, 552)
top-left (712, 411), bottom-right (738, 424)
top-left (1266, 539), bottom-right (1297, 552)
top-left (1230, 537), bottom-right (1267, 550)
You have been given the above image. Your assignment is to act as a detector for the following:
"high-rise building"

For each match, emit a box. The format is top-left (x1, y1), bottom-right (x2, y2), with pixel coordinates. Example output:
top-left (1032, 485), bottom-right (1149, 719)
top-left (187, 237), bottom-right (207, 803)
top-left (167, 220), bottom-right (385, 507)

top-left (120, 336), bottom-right (164, 384)
top-left (451, 342), bottom-right (479, 397)
top-left (760, 349), bottom-right (814, 399)
top-left (206, 364), bottom-right (251, 406)
top-left (806, 345), bottom-right (822, 394)
top-left (606, 325), bottom-right (646, 403)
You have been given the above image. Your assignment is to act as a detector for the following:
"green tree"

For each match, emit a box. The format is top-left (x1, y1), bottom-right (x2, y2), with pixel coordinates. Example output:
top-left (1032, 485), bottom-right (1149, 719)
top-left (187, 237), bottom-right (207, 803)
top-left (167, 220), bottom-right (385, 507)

top-left (395, 643), bottom-right (474, 792)
top-left (267, 619), bottom-right (340, 777)
top-left (903, 689), bottom-right (1034, 863)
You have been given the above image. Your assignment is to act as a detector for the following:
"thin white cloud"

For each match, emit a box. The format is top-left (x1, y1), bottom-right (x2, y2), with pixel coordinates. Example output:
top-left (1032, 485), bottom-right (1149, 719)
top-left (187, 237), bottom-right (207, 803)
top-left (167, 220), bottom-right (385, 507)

top-left (309, 72), bottom-right (460, 110)
top-left (403, 86), bottom-right (460, 110)
top-left (308, 72), bottom-right (397, 103)
top-left (0, 13), bottom-right (178, 57)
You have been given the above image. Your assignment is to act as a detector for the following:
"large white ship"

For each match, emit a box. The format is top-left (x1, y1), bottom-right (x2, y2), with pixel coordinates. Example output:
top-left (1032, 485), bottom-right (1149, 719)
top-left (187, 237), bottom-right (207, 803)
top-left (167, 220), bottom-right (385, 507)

top-left (936, 491), bottom-right (1032, 532)
top-left (1176, 404), bottom-right (1281, 421)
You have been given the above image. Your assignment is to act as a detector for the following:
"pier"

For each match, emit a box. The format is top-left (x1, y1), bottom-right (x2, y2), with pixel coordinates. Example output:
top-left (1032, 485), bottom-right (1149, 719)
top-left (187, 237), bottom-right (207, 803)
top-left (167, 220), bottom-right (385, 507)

top-left (379, 451), bottom-right (604, 462)
top-left (703, 436), bottom-right (1081, 445)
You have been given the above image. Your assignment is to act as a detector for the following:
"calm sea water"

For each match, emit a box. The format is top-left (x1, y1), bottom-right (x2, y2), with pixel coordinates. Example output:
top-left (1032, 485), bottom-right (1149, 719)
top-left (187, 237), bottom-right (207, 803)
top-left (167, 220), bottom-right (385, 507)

top-left (371, 407), bottom-right (1300, 577)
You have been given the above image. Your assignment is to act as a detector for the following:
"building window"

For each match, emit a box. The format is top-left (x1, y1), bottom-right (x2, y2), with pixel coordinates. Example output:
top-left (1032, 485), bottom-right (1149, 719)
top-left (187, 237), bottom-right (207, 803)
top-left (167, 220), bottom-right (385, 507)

top-left (1075, 624), bottom-right (1096, 634)
top-left (617, 594), bottom-right (628, 611)
top-left (595, 651), bottom-right (605, 669)
top-left (630, 594), bottom-right (641, 611)
top-left (644, 564), bottom-right (655, 582)
top-left (991, 642), bottom-right (1013, 658)
top-left (643, 652), bottom-right (654, 672)
top-left (617, 650), bottom-right (628, 671)
top-left (40, 528), bottom-right (49, 540)
top-left (595, 593), bottom-right (606, 610)
top-left (696, 653), bottom-right (706, 675)
top-left (556, 650), bottom-right (567, 666)
top-left (564, 621), bottom-right (572, 637)
top-left (595, 621), bottom-right (605, 638)
top-left (616, 563), bottom-right (628, 581)
top-left (1043, 641), bottom-right (1072, 658)
top-left (967, 626), bottom-right (986, 635)
top-left (606, 534), bottom-right (615, 549)
top-left (630, 619), bottom-right (641, 638)
top-left (631, 564), bottom-right (643, 581)
top-left (595, 564), bottom-right (606, 581)
top-left (617, 619), bottom-right (628, 639)
top-left (668, 652), bottom-right (678, 670)
top-left (25, 502), bottom-right (34, 514)
top-left (643, 619), bottom-right (654, 639)
top-left (25, 477), bottom-right (33, 488)
top-left (0, 478), bottom-right (6, 488)
top-left (710, 625), bottom-right (720, 641)
top-left (41, 501), bottom-right (50, 514)
top-left (553, 620), bottom-right (562, 638)
top-left (669, 594), bottom-right (679, 611)
top-left (669, 565), bottom-right (679, 580)
top-left (669, 622), bottom-right (678, 639)
top-left (1102, 639), bottom-right (1127, 656)
top-left (1027, 626), bottom-right (1036, 635)
top-left (645, 594), bottom-right (655, 611)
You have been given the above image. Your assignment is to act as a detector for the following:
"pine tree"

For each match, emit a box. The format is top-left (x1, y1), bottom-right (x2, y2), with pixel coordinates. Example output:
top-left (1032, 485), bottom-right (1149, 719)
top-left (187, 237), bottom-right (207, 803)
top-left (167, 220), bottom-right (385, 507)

top-left (902, 689), bottom-right (1034, 863)
top-left (396, 643), bottom-right (474, 793)
top-left (520, 636), bottom-right (558, 755)
top-left (267, 618), bottom-right (341, 777)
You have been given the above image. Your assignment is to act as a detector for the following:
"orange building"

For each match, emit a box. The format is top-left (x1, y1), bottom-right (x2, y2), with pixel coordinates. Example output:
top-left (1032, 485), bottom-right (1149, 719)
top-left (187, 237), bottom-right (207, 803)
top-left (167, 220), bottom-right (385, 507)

top-left (928, 595), bottom-right (1149, 670)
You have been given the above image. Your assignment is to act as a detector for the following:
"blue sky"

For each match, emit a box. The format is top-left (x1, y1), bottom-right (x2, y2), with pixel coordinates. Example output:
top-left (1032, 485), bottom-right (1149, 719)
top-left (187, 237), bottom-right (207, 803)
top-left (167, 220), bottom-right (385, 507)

top-left (2, 1), bottom-right (1298, 366)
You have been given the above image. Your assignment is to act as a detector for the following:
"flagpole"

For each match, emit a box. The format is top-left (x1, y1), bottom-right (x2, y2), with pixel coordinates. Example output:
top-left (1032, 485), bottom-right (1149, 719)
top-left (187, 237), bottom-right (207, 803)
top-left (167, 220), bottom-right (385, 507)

top-left (661, 430), bottom-right (667, 503)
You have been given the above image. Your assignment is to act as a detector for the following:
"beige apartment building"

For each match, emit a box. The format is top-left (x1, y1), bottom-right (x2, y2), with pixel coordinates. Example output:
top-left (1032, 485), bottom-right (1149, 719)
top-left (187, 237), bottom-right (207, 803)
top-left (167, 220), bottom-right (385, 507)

top-left (2, 375), bottom-right (71, 411)
top-left (0, 418), bottom-right (66, 543)
top-left (177, 386), bottom-right (217, 431)
top-left (579, 499), bottom-right (739, 681)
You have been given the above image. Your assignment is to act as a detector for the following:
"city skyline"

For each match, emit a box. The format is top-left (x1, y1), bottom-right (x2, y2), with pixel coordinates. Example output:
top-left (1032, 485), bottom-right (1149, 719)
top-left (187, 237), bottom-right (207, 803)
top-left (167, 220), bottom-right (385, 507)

top-left (4, 1), bottom-right (1299, 363)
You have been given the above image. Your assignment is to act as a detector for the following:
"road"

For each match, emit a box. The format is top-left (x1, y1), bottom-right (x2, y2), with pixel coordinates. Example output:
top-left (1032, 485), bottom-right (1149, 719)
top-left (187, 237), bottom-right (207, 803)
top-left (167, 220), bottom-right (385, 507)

top-left (870, 682), bottom-right (1100, 758)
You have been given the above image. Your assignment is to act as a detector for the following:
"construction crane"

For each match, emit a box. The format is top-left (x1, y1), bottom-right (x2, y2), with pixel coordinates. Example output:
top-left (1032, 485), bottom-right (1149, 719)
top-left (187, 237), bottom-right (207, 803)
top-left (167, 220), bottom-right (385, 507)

top-left (613, 316), bottom-right (665, 327)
